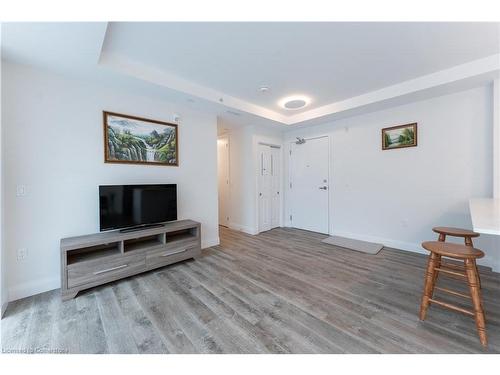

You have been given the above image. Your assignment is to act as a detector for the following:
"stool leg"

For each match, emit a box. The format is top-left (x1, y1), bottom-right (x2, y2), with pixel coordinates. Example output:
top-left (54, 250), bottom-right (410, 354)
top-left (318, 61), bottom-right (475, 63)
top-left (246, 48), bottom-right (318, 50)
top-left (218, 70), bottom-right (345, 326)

top-left (465, 259), bottom-right (487, 347)
top-left (464, 237), bottom-right (482, 289)
top-left (420, 252), bottom-right (439, 321)
top-left (432, 254), bottom-right (441, 286)
top-left (475, 264), bottom-right (482, 289)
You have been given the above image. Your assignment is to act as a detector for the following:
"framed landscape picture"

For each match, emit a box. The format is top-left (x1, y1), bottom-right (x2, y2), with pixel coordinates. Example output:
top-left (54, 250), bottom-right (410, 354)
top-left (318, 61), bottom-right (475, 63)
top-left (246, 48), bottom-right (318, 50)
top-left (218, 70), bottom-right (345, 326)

top-left (382, 123), bottom-right (417, 150)
top-left (103, 111), bottom-right (178, 166)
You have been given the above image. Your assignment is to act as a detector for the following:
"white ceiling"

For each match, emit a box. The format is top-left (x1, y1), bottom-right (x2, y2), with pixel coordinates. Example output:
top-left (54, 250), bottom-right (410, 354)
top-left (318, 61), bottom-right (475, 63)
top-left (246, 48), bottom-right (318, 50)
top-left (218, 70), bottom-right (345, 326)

top-left (2, 22), bottom-right (500, 127)
top-left (102, 22), bottom-right (500, 115)
top-left (1, 22), bottom-right (108, 74)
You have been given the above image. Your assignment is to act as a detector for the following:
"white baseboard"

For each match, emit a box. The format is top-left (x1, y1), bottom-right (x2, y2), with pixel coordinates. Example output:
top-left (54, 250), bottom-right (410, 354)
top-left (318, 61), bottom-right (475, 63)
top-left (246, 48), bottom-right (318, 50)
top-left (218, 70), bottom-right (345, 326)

top-left (8, 276), bottom-right (60, 302)
top-left (8, 230), bottom-right (497, 303)
top-left (202, 237), bottom-right (220, 249)
top-left (228, 222), bottom-right (258, 235)
top-left (332, 230), bottom-right (428, 256)
top-left (8, 238), bottom-right (219, 302)
top-left (332, 230), bottom-right (500, 273)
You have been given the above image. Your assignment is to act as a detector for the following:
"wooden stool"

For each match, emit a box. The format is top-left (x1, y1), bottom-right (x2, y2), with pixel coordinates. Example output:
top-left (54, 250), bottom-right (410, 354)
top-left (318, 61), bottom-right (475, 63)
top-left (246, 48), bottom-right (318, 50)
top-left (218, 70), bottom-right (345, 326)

top-left (419, 241), bottom-right (487, 347)
top-left (432, 227), bottom-right (482, 288)
top-left (432, 227), bottom-right (479, 246)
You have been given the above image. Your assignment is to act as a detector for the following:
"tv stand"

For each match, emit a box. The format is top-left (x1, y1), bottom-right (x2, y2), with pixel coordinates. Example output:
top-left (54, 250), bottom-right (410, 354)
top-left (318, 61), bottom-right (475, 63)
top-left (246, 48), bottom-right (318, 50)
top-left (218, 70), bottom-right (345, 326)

top-left (60, 220), bottom-right (201, 300)
top-left (119, 223), bottom-right (165, 233)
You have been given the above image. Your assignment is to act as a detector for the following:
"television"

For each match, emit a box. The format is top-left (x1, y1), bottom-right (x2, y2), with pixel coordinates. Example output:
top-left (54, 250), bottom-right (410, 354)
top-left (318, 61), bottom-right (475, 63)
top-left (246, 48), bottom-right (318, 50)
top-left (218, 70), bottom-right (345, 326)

top-left (99, 184), bottom-right (177, 232)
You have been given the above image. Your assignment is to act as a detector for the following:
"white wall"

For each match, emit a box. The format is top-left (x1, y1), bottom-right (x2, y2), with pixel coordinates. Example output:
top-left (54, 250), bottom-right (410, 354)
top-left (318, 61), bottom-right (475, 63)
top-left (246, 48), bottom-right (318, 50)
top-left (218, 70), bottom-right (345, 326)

top-left (284, 85), bottom-right (500, 271)
top-left (494, 79), bottom-right (500, 198)
top-left (218, 122), bottom-right (283, 234)
top-left (0, 41), bottom-right (8, 316)
top-left (2, 61), bottom-right (219, 301)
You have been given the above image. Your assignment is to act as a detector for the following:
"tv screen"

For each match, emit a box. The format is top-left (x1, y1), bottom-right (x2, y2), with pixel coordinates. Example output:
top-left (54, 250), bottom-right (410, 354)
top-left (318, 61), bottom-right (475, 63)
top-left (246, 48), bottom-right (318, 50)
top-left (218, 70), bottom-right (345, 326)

top-left (99, 184), bottom-right (177, 231)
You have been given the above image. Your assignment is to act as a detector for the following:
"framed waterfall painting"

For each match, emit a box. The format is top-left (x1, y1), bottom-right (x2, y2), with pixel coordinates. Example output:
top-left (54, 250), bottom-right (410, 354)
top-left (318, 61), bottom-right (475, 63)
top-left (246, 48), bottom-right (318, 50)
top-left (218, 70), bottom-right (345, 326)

top-left (103, 111), bottom-right (178, 166)
top-left (381, 123), bottom-right (417, 150)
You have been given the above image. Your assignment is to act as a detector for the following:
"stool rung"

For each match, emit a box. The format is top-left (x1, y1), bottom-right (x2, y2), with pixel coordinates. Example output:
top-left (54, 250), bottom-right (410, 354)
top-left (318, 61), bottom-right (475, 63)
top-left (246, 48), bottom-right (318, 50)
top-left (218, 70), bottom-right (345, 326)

top-left (434, 286), bottom-right (471, 300)
top-left (440, 262), bottom-right (465, 271)
top-left (428, 298), bottom-right (474, 316)
top-left (434, 267), bottom-right (467, 278)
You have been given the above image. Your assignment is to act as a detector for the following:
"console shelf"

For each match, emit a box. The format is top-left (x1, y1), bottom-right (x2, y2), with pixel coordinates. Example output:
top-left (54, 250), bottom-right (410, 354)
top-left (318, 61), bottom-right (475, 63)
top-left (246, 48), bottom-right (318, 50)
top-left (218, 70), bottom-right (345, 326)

top-left (60, 220), bottom-right (201, 300)
top-left (67, 243), bottom-right (122, 266)
top-left (166, 229), bottom-right (198, 244)
top-left (124, 235), bottom-right (164, 252)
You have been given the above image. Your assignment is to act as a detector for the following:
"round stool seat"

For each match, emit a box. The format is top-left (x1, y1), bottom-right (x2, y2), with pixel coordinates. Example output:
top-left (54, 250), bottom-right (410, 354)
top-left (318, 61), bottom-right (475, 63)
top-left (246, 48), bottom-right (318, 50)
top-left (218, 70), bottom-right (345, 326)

top-left (422, 241), bottom-right (484, 259)
top-left (432, 227), bottom-right (479, 238)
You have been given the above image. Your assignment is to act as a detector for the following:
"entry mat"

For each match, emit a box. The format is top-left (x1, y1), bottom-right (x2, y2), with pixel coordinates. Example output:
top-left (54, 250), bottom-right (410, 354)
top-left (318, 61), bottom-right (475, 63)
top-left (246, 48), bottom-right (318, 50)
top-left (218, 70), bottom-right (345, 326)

top-left (321, 236), bottom-right (383, 255)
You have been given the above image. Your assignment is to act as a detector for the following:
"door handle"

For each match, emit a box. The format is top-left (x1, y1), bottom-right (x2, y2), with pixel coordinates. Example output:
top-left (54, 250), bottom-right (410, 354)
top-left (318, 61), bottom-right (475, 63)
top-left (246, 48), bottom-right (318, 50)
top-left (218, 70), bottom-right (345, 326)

top-left (319, 186), bottom-right (328, 190)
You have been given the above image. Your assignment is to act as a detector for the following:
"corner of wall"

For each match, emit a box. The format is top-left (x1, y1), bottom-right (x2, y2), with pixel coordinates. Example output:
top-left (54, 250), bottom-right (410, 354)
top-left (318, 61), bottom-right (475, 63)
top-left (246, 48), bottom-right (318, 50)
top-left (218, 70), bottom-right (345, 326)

top-left (8, 276), bottom-right (60, 303)
top-left (1, 301), bottom-right (7, 318)
top-left (1, 300), bottom-right (7, 318)
top-left (202, 237), bottom-right (220, 249)
top-left (228, 222), bottom-right (258, 235)
top-left (0, 27), bottom-right (8, 316)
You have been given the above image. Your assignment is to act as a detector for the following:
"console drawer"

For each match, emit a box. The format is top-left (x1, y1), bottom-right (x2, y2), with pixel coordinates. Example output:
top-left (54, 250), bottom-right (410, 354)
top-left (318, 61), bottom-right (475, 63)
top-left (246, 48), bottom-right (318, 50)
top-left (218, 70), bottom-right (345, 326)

top-left (67, 253), bottom-right (145, 288)
top-left (146, 244), bottom-right (199, 269)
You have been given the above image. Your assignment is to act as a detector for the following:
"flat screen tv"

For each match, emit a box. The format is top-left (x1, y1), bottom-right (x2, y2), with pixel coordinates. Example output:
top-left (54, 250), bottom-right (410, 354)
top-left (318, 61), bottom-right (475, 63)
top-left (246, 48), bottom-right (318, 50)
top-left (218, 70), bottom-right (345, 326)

top-left (99, 184), bottom-right (177, 232)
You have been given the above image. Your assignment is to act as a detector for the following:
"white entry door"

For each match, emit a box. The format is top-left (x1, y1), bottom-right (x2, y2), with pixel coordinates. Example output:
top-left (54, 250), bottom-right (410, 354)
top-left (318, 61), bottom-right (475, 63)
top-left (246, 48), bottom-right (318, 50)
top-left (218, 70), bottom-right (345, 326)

top-left (258, 144), bottom-right (281, 232)
top-left (217, 136), bottom-right (230, 227)
top-left (290, 136), bottom-right (329, 234)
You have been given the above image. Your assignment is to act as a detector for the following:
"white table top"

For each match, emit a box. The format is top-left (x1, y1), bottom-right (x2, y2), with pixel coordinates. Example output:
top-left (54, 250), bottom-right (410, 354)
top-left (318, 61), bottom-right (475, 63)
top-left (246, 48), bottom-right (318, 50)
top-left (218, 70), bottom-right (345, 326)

top-left (469, 198), bottom-right (500, 235)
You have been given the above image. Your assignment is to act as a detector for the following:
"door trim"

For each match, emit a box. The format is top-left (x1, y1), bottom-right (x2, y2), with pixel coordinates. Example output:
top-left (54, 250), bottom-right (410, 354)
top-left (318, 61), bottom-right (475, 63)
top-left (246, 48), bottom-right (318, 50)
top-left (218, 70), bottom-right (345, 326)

top-left (256, 141), bottom-right (283, 234)
top-left (287, 135), bottom-right (331, 235)
top-left (217, 135), bottom-right (230, 227)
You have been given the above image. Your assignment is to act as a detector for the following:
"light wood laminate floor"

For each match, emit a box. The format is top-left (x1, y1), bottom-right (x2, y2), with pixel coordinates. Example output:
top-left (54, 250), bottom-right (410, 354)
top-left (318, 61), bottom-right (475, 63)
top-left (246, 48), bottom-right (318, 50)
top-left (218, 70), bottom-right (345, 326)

top-left (2, 227), bottom-right (500, 353)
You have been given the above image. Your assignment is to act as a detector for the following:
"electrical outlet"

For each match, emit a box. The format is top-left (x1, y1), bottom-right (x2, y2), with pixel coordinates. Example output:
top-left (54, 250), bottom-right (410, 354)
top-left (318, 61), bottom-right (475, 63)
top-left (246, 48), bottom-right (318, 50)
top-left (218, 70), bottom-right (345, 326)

top-left (16, 184), bottom-right (27, 197)
top-left (17, 248), bottom-right (28, 261)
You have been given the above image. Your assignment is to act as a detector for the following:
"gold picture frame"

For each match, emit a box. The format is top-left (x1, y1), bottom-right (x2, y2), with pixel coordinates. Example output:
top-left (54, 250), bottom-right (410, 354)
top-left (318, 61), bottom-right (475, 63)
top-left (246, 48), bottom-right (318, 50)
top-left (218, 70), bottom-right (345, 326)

top-left (103, 111), bottom-right (178, 166)
top-left (382, 123), bottom-right (417, 150)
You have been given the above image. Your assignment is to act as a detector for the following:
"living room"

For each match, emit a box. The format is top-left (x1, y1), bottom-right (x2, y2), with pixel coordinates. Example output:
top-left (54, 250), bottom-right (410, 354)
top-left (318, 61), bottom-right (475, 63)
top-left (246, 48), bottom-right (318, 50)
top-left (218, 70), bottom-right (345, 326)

top-left (1, 1), bottom-right (500, 373)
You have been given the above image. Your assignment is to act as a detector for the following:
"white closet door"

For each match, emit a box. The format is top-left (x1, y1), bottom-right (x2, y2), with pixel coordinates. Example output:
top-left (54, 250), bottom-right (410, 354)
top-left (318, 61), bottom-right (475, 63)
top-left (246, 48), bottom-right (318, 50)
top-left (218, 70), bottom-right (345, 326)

top-left (270, 147), bottom-right (281, 228)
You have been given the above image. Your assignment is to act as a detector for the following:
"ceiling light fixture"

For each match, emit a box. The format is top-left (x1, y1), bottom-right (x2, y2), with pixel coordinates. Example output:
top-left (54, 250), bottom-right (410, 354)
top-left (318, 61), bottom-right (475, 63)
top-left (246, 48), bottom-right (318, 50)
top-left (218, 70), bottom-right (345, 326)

top-left (259, 86), bottom-right (270, 93)
top-left (279, 95), bottom-right (311, 110)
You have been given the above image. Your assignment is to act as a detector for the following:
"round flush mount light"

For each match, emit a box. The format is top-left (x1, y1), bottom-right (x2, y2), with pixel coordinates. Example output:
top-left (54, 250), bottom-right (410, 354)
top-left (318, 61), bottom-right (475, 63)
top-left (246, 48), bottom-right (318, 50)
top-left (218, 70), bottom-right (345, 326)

top-left (279, 95), bottom-right (311, 110)
top-left (259, 86), bottom-right (270, 93)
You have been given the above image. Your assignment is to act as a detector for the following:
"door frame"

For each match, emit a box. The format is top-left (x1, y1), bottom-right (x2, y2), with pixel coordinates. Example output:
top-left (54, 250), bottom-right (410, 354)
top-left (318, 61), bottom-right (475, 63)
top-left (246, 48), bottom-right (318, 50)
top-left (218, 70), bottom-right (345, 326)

top-left (287, 135), bottom-right (332, 235)
top-left (255, 140), bottom-right (283, 234)
top-left (217, 134), bottom-right (230, 227)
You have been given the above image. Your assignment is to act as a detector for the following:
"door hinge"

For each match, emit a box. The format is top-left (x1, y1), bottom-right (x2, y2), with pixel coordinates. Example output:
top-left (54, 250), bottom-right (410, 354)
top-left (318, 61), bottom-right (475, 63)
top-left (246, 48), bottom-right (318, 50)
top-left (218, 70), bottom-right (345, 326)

top-left (289, 150), bottom-right (292, 155)
top-left (289, 182), bottom-right (292, 189)
top-left (289, 215), bottom-right (292, 221)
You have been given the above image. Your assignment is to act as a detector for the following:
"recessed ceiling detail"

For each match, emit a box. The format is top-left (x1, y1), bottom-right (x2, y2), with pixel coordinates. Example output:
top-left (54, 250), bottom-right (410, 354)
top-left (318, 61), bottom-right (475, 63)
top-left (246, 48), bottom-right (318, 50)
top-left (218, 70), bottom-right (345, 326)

top-left (2, 22), bottom-right (499, 127)
top-left (98, 22), bottom-right (499, 125)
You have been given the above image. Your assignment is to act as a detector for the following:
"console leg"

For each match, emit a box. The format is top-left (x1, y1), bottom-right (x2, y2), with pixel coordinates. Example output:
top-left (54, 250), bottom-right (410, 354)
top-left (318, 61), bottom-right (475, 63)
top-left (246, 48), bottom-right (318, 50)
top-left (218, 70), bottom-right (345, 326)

top-left (61, 291), bottom-right (79, 301)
